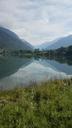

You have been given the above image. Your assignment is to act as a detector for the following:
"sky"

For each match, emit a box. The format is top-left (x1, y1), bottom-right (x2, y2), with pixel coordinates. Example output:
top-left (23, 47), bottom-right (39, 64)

top-left (0, 0), bottom-right (72, 45)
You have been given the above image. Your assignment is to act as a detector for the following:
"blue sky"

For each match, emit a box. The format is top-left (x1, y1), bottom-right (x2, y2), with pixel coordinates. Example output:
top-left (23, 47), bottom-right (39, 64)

top-left (0, 0), bottom-right (72, 45)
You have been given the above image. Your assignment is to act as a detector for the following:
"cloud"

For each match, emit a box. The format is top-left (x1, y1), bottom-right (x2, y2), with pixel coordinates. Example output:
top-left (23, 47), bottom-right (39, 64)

top-left (0, 0), bottom-right (72, 45)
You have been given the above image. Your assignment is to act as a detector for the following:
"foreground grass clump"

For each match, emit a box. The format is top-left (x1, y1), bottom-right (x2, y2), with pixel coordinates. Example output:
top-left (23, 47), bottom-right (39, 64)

top-left (0, 79), bottom-right (72, 128)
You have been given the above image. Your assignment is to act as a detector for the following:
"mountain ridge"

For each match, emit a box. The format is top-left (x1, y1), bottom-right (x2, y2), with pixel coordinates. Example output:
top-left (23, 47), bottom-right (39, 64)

top-left (36, 35), bottom-right (72, 50)
top-left (0, 27), bottom-right (33, 50)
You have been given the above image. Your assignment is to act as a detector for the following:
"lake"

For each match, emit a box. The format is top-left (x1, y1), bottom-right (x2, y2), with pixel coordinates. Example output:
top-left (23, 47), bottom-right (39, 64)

top-left (0, 56), bottom-right (72, 90)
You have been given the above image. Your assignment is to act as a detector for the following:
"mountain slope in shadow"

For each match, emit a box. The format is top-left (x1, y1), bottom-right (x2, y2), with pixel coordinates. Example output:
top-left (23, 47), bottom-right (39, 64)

top-left (0, 27), bottom-right (33, 50)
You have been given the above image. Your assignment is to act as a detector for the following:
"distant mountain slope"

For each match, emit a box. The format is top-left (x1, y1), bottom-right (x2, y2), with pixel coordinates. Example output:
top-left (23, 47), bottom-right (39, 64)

top-left (47, 35), bottom-right (72, 50)
top-left (0, 27), bottom-right (33, 50)
top-left (35, 41), bottom-right (53, 50)
top-left (37, 35), bottom-right (72, 50)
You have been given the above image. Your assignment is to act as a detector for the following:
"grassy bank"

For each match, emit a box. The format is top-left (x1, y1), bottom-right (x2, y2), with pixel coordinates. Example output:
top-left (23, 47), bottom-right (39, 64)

top-left (0, 79), bottom-right (72, 128)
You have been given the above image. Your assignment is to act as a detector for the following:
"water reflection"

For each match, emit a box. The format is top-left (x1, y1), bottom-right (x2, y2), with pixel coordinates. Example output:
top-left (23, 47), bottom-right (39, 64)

top-left (39, 59), bottom-right (72, 75)
top-left (0, 56), bottom-right (72, 90)
top-left (0, 56), bottom-right (33, 79)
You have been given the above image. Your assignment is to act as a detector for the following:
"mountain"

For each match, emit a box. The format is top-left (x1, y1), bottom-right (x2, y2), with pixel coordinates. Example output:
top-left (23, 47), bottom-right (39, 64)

top-left (47, 35), bottom-right (72, 50)
top-left (35, 41), bottom-right (53, 50)
top-left (0, 27), bottom-right (33, 50)
top-left (37, 35), bottom-right (72, 50)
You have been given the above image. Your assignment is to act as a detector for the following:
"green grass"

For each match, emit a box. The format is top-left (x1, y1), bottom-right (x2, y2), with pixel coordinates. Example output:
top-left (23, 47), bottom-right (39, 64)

top-left (0, 79), bottom-right (72, 128)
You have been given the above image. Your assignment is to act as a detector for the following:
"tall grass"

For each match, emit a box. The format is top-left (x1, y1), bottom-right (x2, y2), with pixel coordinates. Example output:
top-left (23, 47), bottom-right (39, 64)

top-left (0, 79), bottom-right (72, 128)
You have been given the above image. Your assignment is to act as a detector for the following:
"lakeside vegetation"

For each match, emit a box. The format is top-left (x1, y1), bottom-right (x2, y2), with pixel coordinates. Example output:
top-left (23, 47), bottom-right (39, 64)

top-left (0, 79), bottom-right (72, 128)
top-left (0, 46), bottom-right (72, 66)
top-left (0, 45), bottom-right (72, 58)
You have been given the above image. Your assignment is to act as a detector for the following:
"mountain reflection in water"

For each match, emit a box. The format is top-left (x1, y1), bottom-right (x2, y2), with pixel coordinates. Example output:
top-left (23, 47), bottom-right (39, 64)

top-left (0, 56), bottom-right (72, 90)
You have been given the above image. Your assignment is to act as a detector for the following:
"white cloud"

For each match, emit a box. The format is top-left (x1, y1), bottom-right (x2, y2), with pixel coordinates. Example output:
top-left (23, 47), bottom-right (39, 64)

top-left (0, 0), bottom-right (72, 45)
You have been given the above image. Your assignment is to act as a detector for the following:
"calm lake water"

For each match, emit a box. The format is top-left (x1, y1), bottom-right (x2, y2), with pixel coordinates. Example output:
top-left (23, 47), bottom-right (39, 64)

top-left (0, 56), bottom-right (72, 90)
